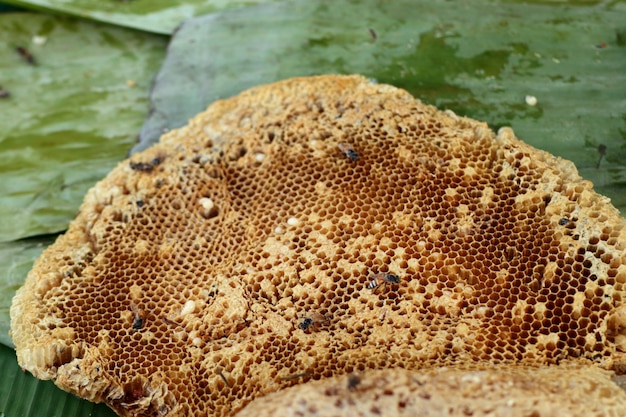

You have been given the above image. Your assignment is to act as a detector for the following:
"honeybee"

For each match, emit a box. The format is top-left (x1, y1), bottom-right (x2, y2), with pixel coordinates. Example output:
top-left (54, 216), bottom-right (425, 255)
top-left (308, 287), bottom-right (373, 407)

top-left (299, 312), bottom-right (329, 331)
top-left (347, 373), bottom-right (361, 391)
top-left (129, 161), bottom-right (154, 172)
top-left (129, 155), bottom-right (165, 172)
top-left (130, 301), bottom-right (145, 330)
top-left (337, 143), bottom-right (358, 161)
top-left (505, 246), bottom-right (516, 262)
top-left (367, 272), bottom-right (400, 293)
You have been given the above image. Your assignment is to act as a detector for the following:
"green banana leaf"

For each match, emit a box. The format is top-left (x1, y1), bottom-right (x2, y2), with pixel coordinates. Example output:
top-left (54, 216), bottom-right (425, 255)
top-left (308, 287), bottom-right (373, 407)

top-left (0, 3), bottom-right (22, 11)
top-left (0, 0), bottom-right (291, 34)
top-left (135, 0), bottom-right (626, 212)
top-left (0, 13), bottom-right (167, 243)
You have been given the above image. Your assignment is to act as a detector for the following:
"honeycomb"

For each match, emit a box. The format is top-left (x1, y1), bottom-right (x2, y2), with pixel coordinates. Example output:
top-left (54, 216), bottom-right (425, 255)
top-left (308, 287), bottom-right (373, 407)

top-left (235, 366), bottom-right (626, 417)
top-left (10, 75), bottom-right (626, 417)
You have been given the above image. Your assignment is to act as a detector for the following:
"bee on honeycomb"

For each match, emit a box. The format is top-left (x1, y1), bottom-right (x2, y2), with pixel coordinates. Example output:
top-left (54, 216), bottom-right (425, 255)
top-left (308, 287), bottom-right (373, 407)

top-left (337, 142), bottom-right (358, 161)
top-left (130, 301), bottom-right (145, 331)
top-left (367, 272), bottom-right (401, 293)
top-left (298, 312), bottom-right (329, 331)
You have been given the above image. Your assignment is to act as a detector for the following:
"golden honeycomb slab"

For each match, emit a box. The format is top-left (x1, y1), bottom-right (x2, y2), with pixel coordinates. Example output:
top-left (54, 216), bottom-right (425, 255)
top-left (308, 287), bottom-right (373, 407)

top-left (11, 75), bottom-right (626, 416)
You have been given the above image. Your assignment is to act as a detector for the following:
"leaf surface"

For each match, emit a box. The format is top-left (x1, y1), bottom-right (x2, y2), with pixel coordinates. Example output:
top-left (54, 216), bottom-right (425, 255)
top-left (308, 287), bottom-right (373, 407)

top-left (0, 0), bottom-right (291, 34)
top-left (0, 13), bottom-right (167, 243)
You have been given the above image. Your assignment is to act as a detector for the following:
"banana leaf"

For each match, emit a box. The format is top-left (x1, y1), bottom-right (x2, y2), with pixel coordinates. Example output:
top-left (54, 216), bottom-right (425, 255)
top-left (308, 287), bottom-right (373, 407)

top-left (0, 0), bottom-right (291, 34)
top-left (0, 3), bottom-right (22, 12)
top-left (0, 13), bottom-right (167, 243)
top-left (135, 0), bottom-right (626, 213)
